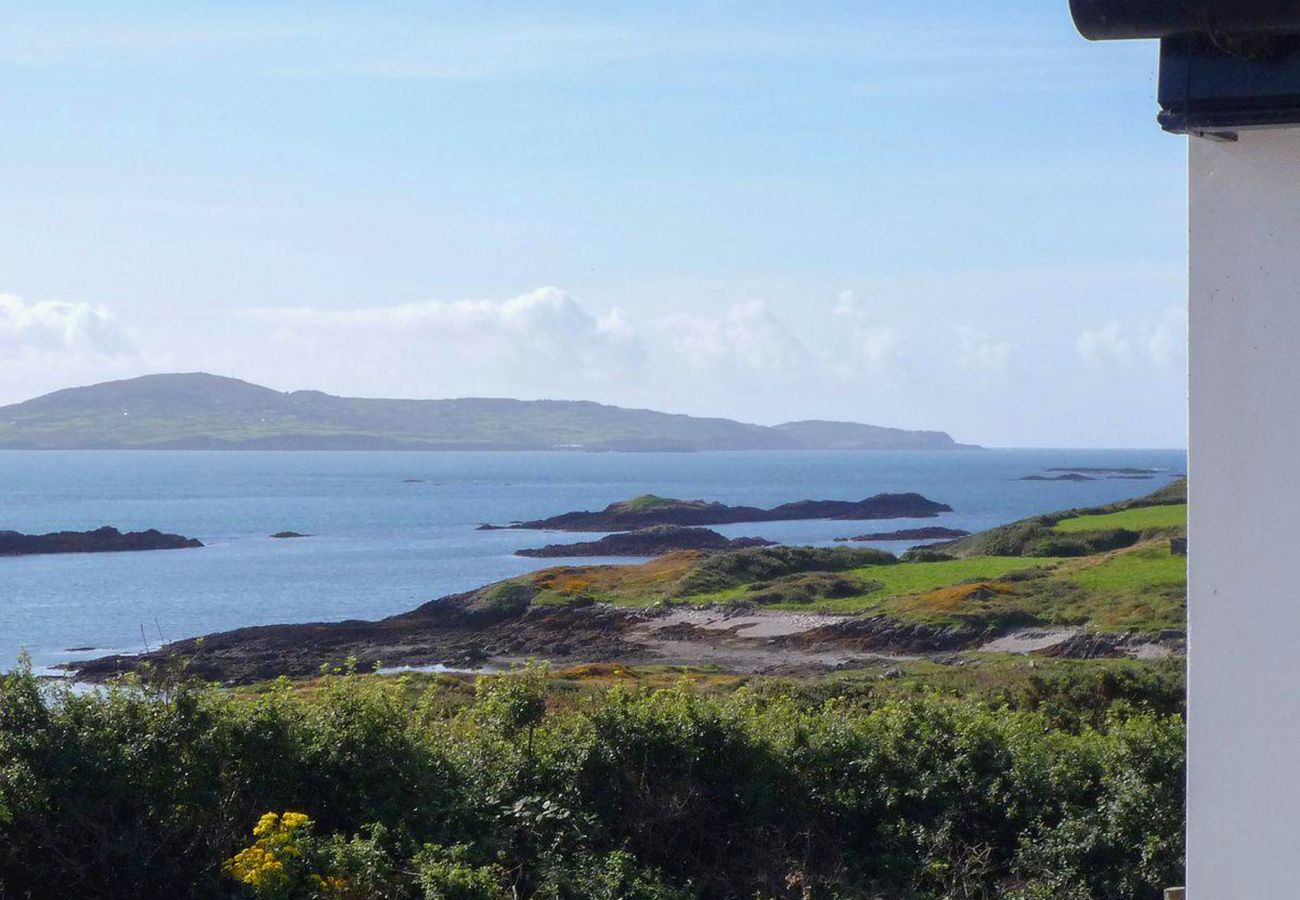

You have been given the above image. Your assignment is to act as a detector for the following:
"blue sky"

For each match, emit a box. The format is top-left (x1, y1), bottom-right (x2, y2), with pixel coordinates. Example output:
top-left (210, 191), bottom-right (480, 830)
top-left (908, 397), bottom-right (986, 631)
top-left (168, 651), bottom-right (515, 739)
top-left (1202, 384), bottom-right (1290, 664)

top-left (0, 1), bottom-right (1187, 446)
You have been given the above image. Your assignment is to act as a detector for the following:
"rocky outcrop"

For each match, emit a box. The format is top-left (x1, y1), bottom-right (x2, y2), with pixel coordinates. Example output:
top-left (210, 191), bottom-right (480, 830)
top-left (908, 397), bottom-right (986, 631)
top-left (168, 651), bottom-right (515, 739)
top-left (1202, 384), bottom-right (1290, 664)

top-left (835, 526), bottom-right (970, 542)
top-left (0, 526), bottom-right (202, 557)
top-left (482, 492), bottom-right (953, 532)
top-left (270, 531), bottom-right (310, 539)
top-left (66, 590), bottom-right (651, 685)
top-left (516, 526), bottom-right (773, 558)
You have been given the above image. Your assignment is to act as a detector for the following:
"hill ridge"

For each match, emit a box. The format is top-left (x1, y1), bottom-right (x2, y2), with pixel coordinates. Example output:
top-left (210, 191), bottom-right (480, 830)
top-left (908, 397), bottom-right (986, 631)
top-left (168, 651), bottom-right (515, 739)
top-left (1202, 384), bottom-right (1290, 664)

top-left (0, 373), bottom-right (978, 452)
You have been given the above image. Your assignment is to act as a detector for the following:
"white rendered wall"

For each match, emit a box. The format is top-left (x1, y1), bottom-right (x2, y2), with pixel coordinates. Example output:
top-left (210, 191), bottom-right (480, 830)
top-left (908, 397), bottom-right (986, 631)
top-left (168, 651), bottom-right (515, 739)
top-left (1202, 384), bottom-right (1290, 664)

top-left (1188, 128), bottom-right (1300, 897)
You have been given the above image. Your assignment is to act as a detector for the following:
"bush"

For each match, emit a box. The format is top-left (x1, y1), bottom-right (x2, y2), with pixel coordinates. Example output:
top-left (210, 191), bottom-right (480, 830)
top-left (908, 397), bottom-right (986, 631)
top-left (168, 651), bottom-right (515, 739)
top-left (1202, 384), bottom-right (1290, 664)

top-left (1028, 529), bottom-right (1140, 558)
top-left (0, 660), bottom-right (1184, 899)
top-left (677, 545), bottom-right (895, 595)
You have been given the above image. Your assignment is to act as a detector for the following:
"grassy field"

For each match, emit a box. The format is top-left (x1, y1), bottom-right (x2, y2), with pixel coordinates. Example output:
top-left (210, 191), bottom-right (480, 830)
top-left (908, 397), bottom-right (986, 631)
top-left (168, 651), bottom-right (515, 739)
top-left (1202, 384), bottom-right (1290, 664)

top-left (685, 555), bottom-right (1062, 613)
top-left (515, 537), bottom-right (1187, 634)
top-left (1053, 503), bottom-right (1187, 533)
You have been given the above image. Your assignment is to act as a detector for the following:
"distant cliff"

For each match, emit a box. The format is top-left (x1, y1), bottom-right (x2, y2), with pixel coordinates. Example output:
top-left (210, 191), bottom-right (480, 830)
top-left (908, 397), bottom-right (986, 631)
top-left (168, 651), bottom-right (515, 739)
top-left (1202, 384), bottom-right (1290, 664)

top-left (775, 420), bottom-right (976, 451)
top-left (0, 373), bottom-right (978, 452)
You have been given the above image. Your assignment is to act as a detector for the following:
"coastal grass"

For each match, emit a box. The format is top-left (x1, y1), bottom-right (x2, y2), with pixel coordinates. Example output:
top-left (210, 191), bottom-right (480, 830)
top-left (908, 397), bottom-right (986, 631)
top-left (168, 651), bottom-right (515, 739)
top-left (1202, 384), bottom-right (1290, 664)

top-left (619, 493), bottom-right (689, 510)
top-left (517, 540), bottom-right (1186, 633)
top-left (713, 556), bottom-right (1065, 614)
top-left (1054, 542), bottom-right (1187, 632)
top-left (878, 542), bottom-right (1185, 632)
top-left (1052, 503), bottom-right (1187, 534)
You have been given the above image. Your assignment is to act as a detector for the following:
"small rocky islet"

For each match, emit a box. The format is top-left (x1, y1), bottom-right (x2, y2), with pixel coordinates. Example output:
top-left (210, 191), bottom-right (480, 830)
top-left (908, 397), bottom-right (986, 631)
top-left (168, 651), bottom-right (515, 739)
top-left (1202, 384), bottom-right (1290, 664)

top-left (0, 526), bottom-right (202, 557)
top-left (480, 491), bottom-right (952, 532)
top-left (834, 526), bottom-right (971, 543)
top-left (515, 525), bottom-right (773, 558)
top-left (1020, 466), bottom-right (1162, 482)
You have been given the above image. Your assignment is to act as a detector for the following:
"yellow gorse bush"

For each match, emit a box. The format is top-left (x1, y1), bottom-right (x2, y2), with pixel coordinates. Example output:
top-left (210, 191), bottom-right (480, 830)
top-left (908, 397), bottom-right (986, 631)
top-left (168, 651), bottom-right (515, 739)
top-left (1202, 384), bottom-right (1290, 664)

top-left (224, 811), bottom-right (314, 894)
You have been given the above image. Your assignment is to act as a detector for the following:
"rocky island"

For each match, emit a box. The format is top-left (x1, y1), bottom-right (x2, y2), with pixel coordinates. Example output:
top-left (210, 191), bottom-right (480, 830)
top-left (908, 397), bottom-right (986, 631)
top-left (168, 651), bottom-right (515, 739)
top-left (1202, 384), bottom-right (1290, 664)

top-left (481, 492), bottom-right (953, 532)
top-left (834, 526), bottom-right (970, 542)
top-left (0, 526), bottom-right (202, 557)
top-left (515, 525), bottom-right (774, 558)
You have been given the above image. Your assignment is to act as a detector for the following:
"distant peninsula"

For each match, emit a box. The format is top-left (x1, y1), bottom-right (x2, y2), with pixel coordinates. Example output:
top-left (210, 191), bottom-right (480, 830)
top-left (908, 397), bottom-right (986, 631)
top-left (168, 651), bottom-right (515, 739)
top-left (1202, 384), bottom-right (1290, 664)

top-left (0, 526), bottom-right (202, 557)
top-left (0, 373), bottom-right (979, 452)
top-left (482, 492), bottom-right (953, 532)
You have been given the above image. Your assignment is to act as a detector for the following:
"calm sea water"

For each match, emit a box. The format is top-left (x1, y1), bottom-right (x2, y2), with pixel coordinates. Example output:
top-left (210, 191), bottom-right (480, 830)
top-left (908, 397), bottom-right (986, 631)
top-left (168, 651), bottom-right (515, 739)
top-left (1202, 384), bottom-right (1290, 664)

top-left (1, 449), bottom-right (1185, 673)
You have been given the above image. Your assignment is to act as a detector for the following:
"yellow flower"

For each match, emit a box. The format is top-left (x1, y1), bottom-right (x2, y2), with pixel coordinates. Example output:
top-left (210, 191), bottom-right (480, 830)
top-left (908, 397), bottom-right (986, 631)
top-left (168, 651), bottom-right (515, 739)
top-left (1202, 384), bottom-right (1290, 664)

top-left (252, 812), bottom-right (281, 839)
top-left (281, 811), bottom-right (311, 830)
top-left (224, 810), bottom-right (317, 893)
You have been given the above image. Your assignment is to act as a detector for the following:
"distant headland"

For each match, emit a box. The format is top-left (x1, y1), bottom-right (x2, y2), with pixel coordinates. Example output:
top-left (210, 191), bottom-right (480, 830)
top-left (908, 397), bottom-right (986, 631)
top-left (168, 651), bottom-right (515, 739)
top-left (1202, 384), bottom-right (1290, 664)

top-left (0, 373), bottom-right (979, 452)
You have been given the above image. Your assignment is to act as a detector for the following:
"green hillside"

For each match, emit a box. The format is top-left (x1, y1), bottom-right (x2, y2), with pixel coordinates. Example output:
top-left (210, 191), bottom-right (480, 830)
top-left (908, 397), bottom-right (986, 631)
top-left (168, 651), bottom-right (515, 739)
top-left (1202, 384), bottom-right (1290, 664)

top-left (0, 373), bottom-right (971, 451)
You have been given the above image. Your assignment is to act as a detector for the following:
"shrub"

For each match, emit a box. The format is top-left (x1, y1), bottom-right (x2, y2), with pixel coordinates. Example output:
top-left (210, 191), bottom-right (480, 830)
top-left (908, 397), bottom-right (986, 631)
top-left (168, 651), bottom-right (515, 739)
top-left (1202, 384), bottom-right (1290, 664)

top-left (677, 545), bottom-right (895, 595)
top-left (0, 660), bottom-right (1184, 899)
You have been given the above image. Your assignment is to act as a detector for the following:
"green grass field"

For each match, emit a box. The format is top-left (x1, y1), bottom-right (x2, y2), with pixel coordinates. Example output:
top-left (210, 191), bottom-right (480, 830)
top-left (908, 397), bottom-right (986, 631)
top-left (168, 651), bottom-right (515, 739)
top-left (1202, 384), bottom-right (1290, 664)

top-left (806, 557), bottom-right (1062, 614)
top-left (1052, 503), bottom-right (1186, 533)
top-left (1065, 543), bottom-right (1186, 593)
top-left (518, 532), bottom-right (1187, 633)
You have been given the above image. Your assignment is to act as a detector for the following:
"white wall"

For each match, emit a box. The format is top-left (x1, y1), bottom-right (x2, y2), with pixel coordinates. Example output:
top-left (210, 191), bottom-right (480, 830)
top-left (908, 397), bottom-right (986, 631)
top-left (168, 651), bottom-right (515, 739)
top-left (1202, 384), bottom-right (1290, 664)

top-left (1189, 128), bottom-right (1300, 897)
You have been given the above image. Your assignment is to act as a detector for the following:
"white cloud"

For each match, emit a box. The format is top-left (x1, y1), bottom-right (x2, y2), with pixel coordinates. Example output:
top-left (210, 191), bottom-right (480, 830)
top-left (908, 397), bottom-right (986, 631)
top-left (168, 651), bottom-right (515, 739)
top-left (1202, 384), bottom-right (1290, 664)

top-left (660, 299), bottom-right (808, 377)
top-left (0, 293), bottom-right (142, 405)
top-left (957, 327), bottom-right (1012, 375)
top-left (1076, 321), bottom-right (1130, 364)
top-left (240, 290), bottom-right (828, 407)
top-left (1077, 308), bottom-right (1185, 369)
top-left (244, 287), bottom-right (643, 388)
top-left (0, 293), bottom-right (133, 358)
top-left (830, 289), bottom-right (904, 375)
top-left (832, 289), bottom-right (865, 319)
top-left (1146, 306), bottom-right (1186, 368)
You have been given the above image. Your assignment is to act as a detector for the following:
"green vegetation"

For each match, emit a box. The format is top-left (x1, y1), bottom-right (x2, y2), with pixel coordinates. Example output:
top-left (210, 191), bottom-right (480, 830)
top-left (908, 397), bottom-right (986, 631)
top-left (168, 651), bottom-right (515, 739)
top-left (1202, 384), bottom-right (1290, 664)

top-left (0, 373), bottom-right (963, 451)
top-left (0, 659), bottom-right (1184, 898)
top-left (1054, 504), bottom-right (1187, 534)
top-left (618, 494), bottom-right (689, 511)
top-left (512, 536), bottom-right (1186, 634)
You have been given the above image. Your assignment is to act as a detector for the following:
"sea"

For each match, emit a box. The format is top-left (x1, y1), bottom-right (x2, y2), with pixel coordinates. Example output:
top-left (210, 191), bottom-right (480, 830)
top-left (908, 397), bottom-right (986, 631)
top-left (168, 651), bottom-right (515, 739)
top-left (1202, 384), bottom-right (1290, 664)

top-left (1, 448), bottom-right (1185, 674)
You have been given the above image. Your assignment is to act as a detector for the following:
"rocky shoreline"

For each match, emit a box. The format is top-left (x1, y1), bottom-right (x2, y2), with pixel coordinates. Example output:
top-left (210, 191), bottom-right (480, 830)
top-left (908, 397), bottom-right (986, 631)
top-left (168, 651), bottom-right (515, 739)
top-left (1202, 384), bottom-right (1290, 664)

top-left (65, 587), bottom-right (1184, 686)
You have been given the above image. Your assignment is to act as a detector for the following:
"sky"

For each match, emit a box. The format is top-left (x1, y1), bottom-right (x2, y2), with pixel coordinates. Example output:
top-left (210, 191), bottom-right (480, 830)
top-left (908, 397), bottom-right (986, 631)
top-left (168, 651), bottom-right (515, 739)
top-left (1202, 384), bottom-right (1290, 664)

top-left (0, 1), bottom-right (1188, 447)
